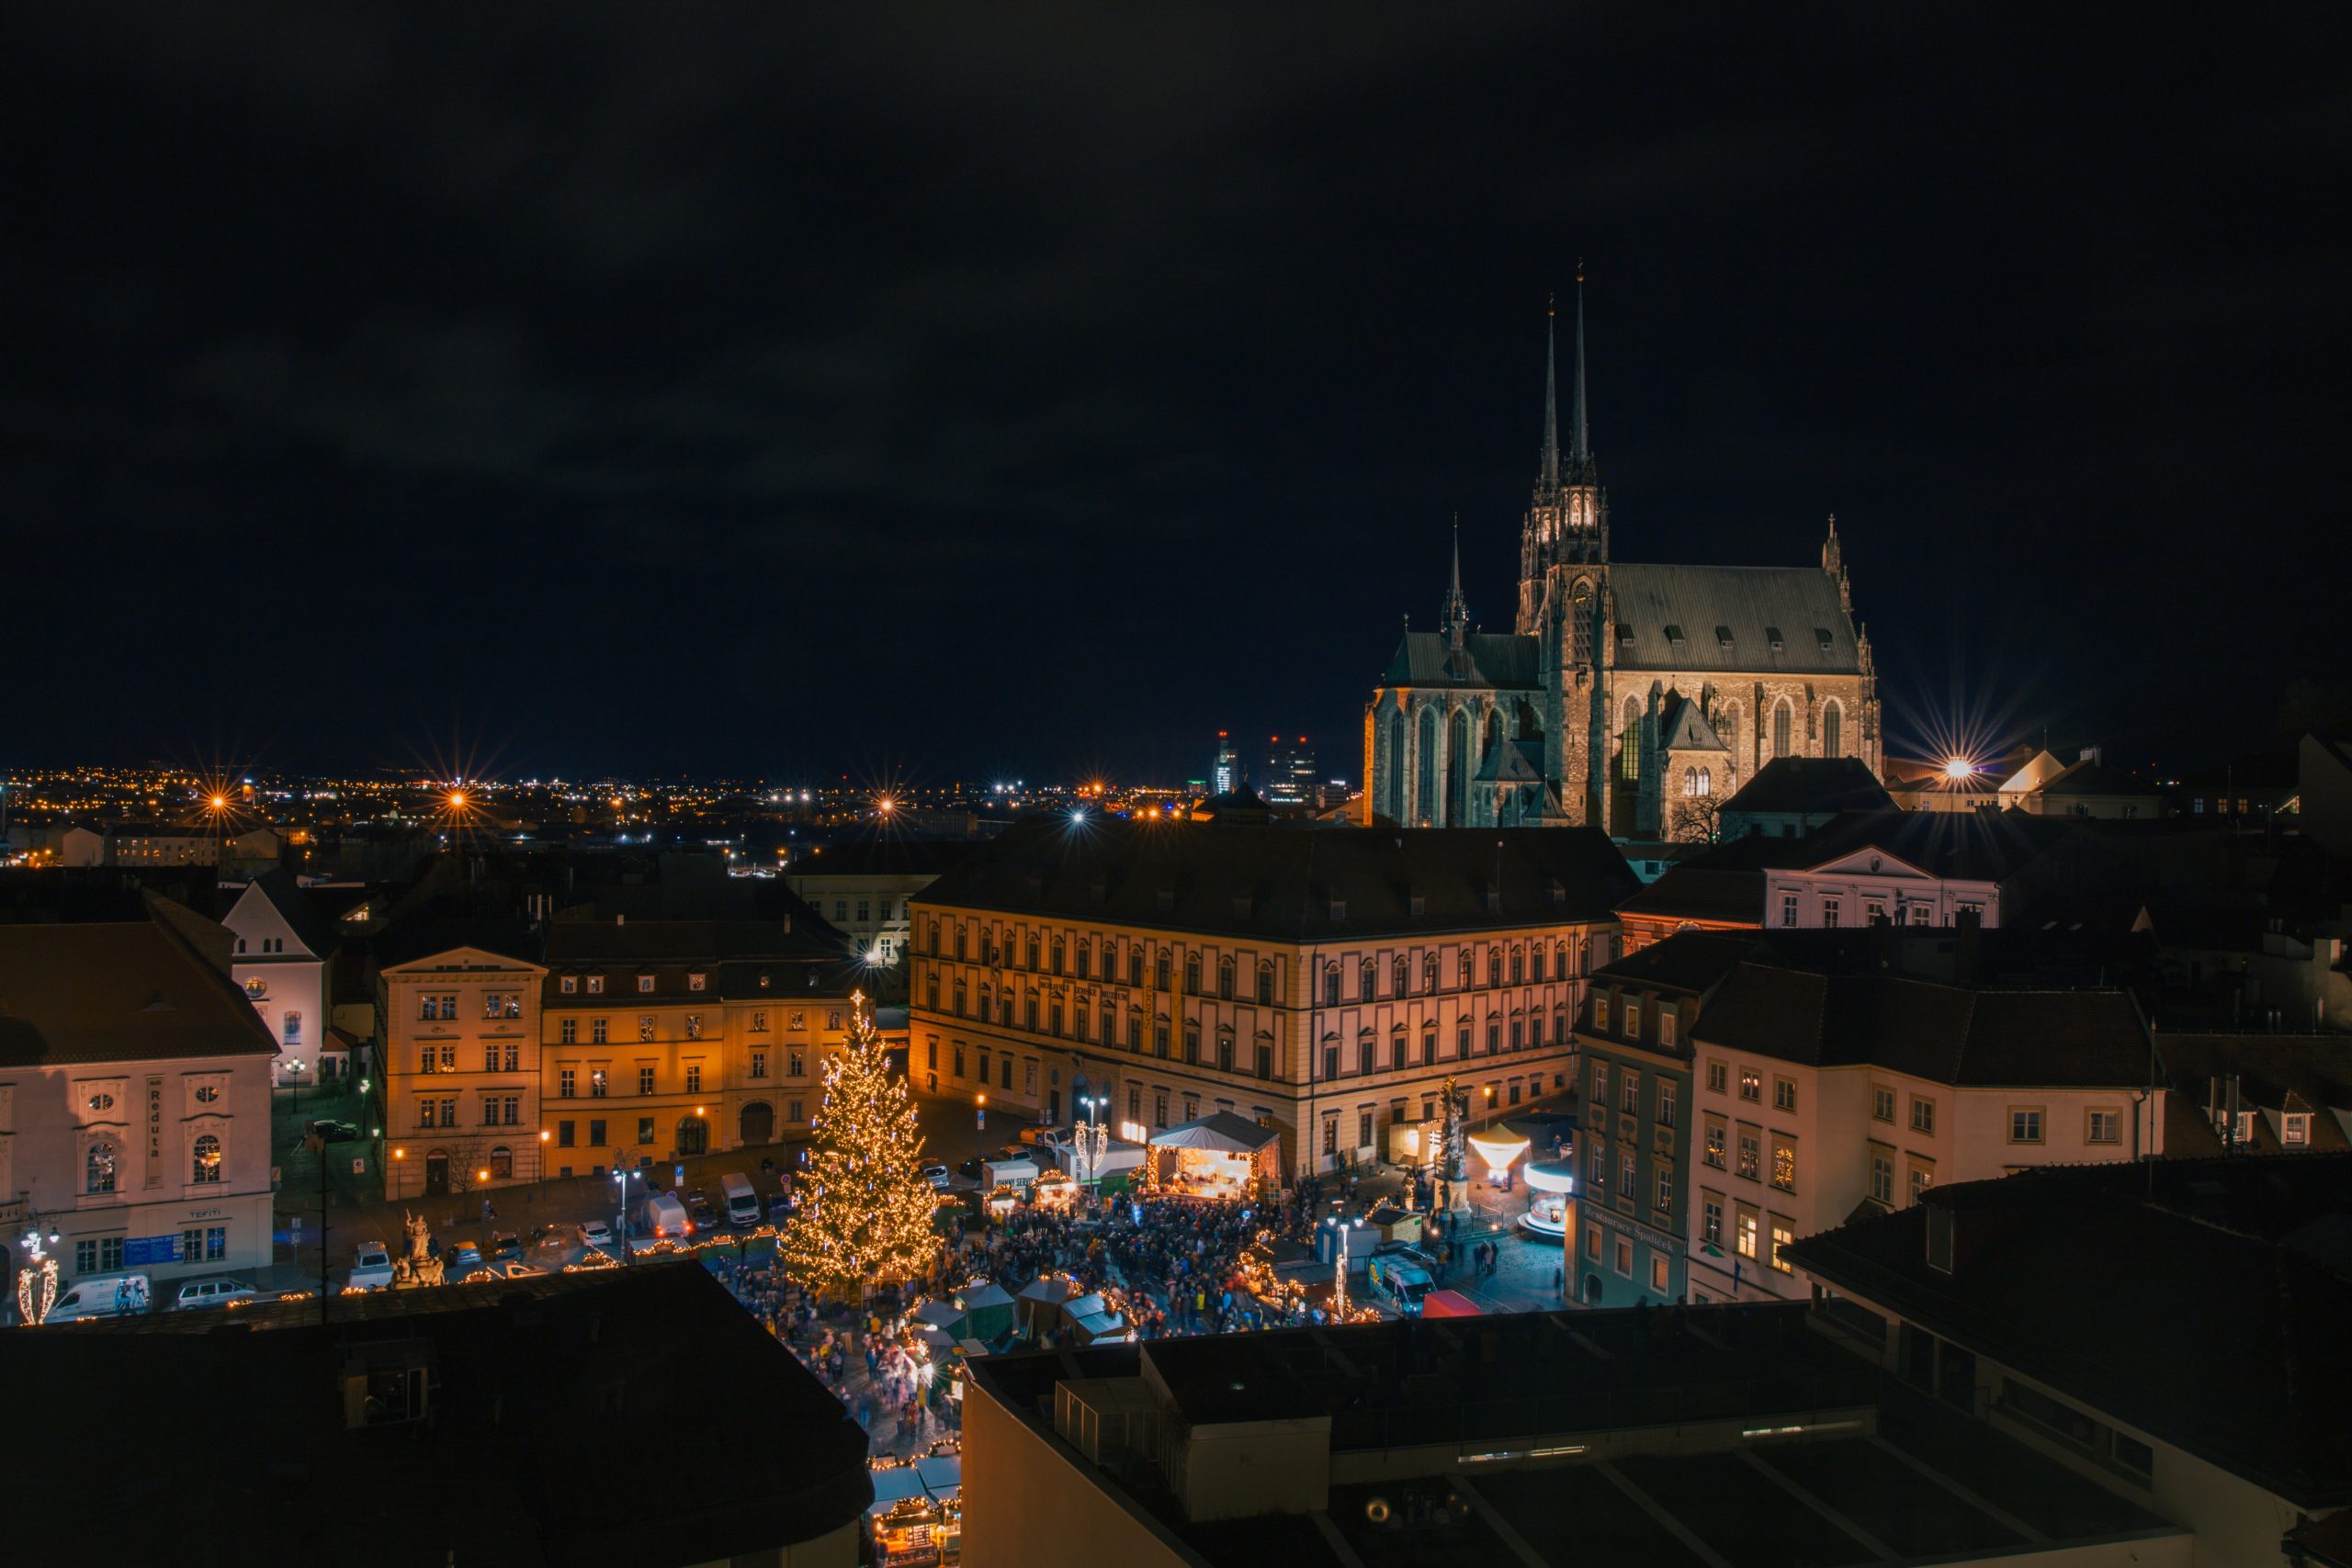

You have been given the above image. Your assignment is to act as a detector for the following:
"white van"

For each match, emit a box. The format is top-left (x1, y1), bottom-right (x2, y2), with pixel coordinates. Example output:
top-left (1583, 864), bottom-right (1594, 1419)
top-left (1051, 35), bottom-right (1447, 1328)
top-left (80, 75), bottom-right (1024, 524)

top-left (47, 1273), bottom-right (152, 1323)
top-left (636, 1190), bottom-right (692, 1239)
top-left (347, 1242), bottom-right (395, 1292)
top-left (719, 1172), bottom-right (760, 1228)
top-left (174, 1277), bottom-right (257, 1312)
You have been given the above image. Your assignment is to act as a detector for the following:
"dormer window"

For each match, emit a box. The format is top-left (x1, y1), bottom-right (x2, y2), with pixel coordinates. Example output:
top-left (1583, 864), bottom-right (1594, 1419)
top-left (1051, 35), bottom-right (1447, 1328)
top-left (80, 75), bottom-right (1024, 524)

top-left (586, 976), bottom-right (605, 995)
top-left (560, 976), bottom-right (578, 995)
top-left (688, 972), bottom-right (707, 992)
top-left (1663, 624), bottom-right (1686, 648)
top-left (1714, 626), bottom-right (1734, 649)
top-left (1766, 626), bottom-right (1785, 652)
top-left (1615, 623), bottom-right (1634, 645)
top-left (637, 975), bottom-right (655, 994)
top-left (1814, 627), bottom-right (1835, 651)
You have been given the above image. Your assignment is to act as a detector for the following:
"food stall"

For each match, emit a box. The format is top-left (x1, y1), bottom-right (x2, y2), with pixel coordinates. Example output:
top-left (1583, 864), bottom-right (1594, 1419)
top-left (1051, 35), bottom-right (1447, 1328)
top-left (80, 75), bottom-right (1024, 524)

top-left (868, 1465), bottom-right (947, 1567)
top-left (1145, 1111), bottom-right (1283, 1200)
top-left (950, 1281), bottom-right (1015, 1344)
top-left (1030, 1168), bottom-right (1078, 1212)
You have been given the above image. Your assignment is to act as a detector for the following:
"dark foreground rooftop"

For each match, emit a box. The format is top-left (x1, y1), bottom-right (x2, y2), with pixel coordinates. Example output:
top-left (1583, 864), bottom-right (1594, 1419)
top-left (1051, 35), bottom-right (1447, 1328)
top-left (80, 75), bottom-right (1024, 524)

top-left (5, 1262), bottom-right (871, 1567)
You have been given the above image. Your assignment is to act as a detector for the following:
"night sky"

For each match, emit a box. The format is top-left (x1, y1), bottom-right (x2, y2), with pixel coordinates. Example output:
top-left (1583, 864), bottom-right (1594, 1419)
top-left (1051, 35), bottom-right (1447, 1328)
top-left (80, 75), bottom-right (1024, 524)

top-left (6, 8), bottom-right (2346, 785)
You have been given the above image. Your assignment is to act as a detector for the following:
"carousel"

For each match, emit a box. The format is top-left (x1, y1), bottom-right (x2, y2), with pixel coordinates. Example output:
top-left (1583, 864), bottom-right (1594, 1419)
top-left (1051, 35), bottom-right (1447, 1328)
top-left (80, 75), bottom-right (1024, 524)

top-left (1464, 1128), bottom-right (1532, 1189)
top-left (1519, 1159), bottom-right (1577, 1237)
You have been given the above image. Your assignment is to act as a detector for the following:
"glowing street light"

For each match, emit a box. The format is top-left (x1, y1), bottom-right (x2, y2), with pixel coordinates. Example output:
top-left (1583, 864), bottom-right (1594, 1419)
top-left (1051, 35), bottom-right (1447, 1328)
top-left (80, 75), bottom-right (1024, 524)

top-left (1941, 757), bottom-right (1977, 782)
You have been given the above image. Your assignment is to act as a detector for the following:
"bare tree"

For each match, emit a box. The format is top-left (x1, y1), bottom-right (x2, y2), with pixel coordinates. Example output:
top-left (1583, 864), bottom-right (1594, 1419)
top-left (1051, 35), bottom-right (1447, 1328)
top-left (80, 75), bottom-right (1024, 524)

top-left (1668, 795), bottom-right (1724, 845)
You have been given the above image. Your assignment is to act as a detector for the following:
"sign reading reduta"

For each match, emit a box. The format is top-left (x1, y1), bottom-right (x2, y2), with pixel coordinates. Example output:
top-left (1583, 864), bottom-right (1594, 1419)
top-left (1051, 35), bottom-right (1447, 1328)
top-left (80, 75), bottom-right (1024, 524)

top-left (144, 1076), bottom-right (164, 1189)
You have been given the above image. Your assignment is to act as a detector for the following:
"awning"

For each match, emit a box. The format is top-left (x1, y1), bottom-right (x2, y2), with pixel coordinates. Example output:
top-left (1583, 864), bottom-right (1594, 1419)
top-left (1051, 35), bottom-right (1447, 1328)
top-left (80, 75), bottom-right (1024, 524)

top-left (1149, 1111), bottom-right (1281, 1154)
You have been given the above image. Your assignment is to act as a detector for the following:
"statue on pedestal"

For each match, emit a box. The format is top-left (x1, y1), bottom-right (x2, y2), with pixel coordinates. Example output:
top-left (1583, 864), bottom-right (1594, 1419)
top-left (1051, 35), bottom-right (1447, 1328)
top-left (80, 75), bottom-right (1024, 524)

top-left (391, 1210), bottom-right (445, 1290)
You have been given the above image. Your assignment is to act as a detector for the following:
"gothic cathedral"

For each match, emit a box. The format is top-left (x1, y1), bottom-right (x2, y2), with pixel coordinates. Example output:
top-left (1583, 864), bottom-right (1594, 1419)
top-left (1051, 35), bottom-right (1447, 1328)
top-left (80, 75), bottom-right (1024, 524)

top-left (1363, 283), bottom-right (1882, 839)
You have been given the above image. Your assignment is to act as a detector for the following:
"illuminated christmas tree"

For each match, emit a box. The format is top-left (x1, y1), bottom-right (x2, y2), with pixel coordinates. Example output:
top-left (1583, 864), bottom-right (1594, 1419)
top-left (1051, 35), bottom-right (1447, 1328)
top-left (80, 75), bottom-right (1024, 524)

top-left (780, 997), bottom-right (940, 1297)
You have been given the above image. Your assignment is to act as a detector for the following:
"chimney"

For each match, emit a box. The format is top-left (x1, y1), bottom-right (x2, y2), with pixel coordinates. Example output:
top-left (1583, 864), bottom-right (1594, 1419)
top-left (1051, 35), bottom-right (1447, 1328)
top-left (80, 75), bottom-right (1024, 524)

top-left (1953, 907), bottom-right (1981, 986)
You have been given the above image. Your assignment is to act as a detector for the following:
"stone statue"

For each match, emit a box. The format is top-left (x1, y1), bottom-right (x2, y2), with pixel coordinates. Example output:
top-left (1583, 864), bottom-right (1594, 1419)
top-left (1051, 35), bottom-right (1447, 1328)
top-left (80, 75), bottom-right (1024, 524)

top-left (391, 1209), bottom-right (445, 1290)
top-left (1439, 1076), bottom-right (1470, 1216)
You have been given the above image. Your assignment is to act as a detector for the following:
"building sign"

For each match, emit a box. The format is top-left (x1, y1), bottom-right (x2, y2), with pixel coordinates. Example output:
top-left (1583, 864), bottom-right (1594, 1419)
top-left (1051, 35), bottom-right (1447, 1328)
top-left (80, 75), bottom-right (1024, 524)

top-left (124, 1235), bottom-right (184, 1267)
top-left (145, 1076), bottom-right (164, 1189)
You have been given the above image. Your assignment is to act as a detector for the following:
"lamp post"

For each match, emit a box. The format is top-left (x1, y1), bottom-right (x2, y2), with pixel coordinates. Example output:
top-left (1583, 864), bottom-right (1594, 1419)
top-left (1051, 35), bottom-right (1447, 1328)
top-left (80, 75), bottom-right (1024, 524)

top-left (285, 1057), bottom-right (307, 1115)
top-left (1077, 1093), bottom-right (1110, 1198)
top-left (975, 1093), bottom-right (987, 1170)
top-left (612, 1159), bottom-right (638, 1264)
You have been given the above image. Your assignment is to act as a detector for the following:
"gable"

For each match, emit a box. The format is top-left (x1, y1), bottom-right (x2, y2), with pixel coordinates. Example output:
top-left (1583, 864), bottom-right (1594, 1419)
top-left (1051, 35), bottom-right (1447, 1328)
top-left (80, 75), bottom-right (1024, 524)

top-left (223, 883), bottom-right (313, 959)
top-left (1801, 848), bottom-right (1939, 882)
top-left (381, 945), bottom-right (547, 977)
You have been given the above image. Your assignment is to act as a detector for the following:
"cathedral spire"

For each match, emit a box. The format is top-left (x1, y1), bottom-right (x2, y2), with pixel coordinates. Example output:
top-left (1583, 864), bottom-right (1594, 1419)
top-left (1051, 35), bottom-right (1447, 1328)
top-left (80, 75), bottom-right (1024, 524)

top-left (1443, 514), bottom-right (1468, 635)
top-left (1540, 293), bottom-right (1560, 491)
top-left (1567, 261), bottom-right (1593, 480)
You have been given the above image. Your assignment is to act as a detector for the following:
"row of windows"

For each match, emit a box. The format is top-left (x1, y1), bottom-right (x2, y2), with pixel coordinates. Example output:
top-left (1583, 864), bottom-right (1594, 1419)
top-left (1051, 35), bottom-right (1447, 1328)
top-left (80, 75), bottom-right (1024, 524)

top-left (552, 972), bottom-right (714, 997)
top-left (1695, 1118), bottom-right (1801, 1191)
top-left (1589, 991), bottom-right (1679, 1048)
top-left (926, 927), bottom-right (1592, 1000)
top-left (417, 1095), bottom-right (526, 1129)
top-left (553, 1059), bottom-right (752, 1098)
top-left (1692, 1198), bottom-right (1798, 1273)
top-left (1778, 892), bottom-right (1976, 929)
top-left (84, 1134), bottom-right (226, 1192)
top-left (74, 1224), bottom-right (228, 1275)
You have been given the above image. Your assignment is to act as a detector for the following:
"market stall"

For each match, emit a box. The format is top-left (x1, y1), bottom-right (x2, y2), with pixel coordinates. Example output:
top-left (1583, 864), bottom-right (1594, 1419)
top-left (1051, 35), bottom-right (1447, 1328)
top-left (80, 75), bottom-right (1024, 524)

top-left (950, 1281), bottom-right (1015, 1344)
top-left (1145, 1111), bottom-right (1283, 1200)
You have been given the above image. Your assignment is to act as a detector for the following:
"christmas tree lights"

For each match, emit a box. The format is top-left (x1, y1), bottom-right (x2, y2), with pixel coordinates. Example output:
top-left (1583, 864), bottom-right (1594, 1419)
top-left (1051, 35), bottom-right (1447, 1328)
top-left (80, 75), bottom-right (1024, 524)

top-left (780, 996), bottom-right (941, 1298)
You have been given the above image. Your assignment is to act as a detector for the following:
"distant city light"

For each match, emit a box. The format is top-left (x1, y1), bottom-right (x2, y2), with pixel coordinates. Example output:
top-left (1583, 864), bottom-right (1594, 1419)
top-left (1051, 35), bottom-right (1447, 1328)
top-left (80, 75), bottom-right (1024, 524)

top-left (448, 790), bottom-right (468, 809)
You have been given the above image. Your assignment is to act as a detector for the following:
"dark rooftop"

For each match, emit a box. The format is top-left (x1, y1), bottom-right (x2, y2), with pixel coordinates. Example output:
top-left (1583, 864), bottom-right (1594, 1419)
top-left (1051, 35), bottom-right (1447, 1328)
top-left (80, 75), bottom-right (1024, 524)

top-left (1721, 757), bottom-right (1897, 818)
top-left (915, 818), bottom-right (1638, 939)
top-left (791, 837), bottom-right (984, 877)
top-left (14, 1261), bottom-right (872, 1566)
top-left (0, 900), bottom-right (277, 1066)
top-left (1790, 1155), bottom-right (2352, 1509)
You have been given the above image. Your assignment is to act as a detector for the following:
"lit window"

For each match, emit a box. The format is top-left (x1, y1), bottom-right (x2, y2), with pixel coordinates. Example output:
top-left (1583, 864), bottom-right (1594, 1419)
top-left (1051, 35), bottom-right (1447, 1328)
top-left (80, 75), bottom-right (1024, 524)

top-left (1771, 1137), bottom-right (1797, 1191)
top-left (1770, 1221), bottom-right (1794, 1273)
top-left (191, 1134), bottom-right (223, 1185)
top-left (1738, 1069), bottom-right (1760, 1103)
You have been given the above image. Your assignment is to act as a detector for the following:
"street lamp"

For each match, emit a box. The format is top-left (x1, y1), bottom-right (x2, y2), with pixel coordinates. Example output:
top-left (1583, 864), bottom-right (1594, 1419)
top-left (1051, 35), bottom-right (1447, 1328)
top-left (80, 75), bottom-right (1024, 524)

top-left (975, 1093), bottom-right (988, 1169)
top-left (284, 1058), bottom-right (307, 1114)
top-left (612, 1160), bottom-right (639, 1263)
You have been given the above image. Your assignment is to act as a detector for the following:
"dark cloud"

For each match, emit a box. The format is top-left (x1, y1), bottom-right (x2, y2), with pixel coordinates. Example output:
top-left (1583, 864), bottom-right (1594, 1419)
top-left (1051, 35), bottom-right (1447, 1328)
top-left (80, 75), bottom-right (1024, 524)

top-left (3, 6), bottom-right (2346, 781)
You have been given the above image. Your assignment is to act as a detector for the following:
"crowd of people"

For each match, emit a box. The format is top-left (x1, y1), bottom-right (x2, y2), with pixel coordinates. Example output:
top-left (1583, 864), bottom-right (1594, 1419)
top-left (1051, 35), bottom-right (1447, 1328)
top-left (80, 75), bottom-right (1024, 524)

top-left (704, 1249), bottom-right (955, 1452)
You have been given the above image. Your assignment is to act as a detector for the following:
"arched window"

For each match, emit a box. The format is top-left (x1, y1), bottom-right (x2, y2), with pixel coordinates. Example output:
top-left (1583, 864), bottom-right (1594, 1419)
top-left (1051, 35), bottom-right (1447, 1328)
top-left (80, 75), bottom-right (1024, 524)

top-left (1771, 699), bottom-right (1793, 760)
top-left (1683, 765), bottom-right (1698, 796)
top-left (1415, 707), bottom-right (1439, 820)
top-left (1257, 961), bottom-right (1276, 1004)
top-left (1183, 953), bottom-right (1201, 995)
top-left (1571, 581), bottom-right (1594, 662)
top-left (1385, 710), bottom-right (1407, 820)
top-left (1155, 951), bottom-right (1172, 991)
top-left (1510, 947), bottom-right (1524, 984)
top-left (1696, 768), bottom-right (1712, 796)
top-left (1484, 708), bottom-right (1502, 758)
top-left (490, 1145), bottom-right (514, 1179)
top-left (1359, 957), bottom-right (1376, 998)
top-left (954, 925), bottom-right (968, 960)
top-left (1323, 964), bottom-right (1341, 1007)
top-left (1393, 954), bottom-right (1409, 996)
top-left (1217, 956), bottom-right (1235, 999)
top-left (1051, 938), bottom-right (1066, 975)
top-left (1487, 944), bottom-right (1502, 985)
top-left (191, 1134), bottom-right (222, 1184)
top-left (1458, 951), bottom-right (1473, 988)
top-left (1423, 953), bottom-right (1440, 993)
top-left (1446, 708), bottom-right (1470, 824)
top-left (1620, 698), bottom-right (1642, 783)
top-left (87, 1140), bottom-right (118, 1194)
top-left (1823, 701), bottom-right (1843, 760)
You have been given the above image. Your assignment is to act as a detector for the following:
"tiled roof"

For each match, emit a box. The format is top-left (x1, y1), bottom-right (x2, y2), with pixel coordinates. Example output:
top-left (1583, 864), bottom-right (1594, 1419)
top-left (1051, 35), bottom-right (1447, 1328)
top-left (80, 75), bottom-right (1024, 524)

top-left (915, 818), bottom-right (1638, 940)
top-left (789, 838), bottom-right (984, 878)
top-left (1787, 1156), bottom-right (2352, 1507)
top-left (0, 907), bottom-right (278, 1066)
top-left (1607, 563), bottom-right (1860, 674)
top-left (1793, 809), bottom-right (2075, 883)
top-left (1593, 930), bottom-right (1774, 994)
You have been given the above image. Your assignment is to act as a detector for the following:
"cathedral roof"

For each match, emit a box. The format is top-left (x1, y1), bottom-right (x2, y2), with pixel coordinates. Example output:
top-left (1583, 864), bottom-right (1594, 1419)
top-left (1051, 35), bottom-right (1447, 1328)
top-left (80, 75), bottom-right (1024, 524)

top-left (1475, 737), bottom-right (1546, 784)
top-left (1657, 695), bottom-right (1729, 754)
top-left (1379, 630), bottom-right (1541, 691)
top-left (1608, 563), bottom-right (1859, 675)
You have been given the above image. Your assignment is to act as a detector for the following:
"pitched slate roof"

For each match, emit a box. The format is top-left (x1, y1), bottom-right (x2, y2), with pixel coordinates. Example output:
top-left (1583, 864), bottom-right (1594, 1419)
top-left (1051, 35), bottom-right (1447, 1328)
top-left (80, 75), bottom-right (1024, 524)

top-left (790, 839), bottom-right (984, 878)
top-left (1379, 630), bottom-right (1542, 690)
top-left (1608, 563), bottom-right (1859, 674)
top-left (1786, 1156), bottom-right (2352, 1508)
top-left (238, 867), bottom-right (343, 958)
top-left (1615, 831), bottom-right (1827, 924)
top-left (0, 907), bottom-right (278, 1066)
top-left (1692, 962), bottom-right (2154, 1085)
top-left (1592, 930), bottom-right (1776, 994)
top-left (1722, 757), bottom-right (1895, 818)
top-left (1794, 808), bottom-right (2074, 883)
top-left (916, 818), bottom-right (1638, 940)
top-left (2034, 758), bottom-right (2163, 798)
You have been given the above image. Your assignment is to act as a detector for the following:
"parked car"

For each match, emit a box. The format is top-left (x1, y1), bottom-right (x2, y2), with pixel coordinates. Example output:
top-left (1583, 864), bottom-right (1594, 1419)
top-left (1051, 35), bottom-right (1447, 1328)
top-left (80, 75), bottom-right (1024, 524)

top-left (307, 1119), bottom-right (361, 1143)
top-left (347, 1243), bottom-right (395, 1292)
top-left (488, 1232), bottom-right (522, 1261)
top-left (686, 1196), bottom-right (721, 1232)
top-left (174, 1277), bottom-right (257, 1312)
top-left (764, 1191), bottom-right (797, 1220)
top-left (921, 1162), bottom-right (952, 1190)
top-left (956, 1156), bottom-right (986, 1181)
top-left (1016, 1126), bottom-right (1047, 1146)
top-left (579, 1220), bottom-right (614, 1248)
top-left (450, 1242), bottom-right (482, 1269)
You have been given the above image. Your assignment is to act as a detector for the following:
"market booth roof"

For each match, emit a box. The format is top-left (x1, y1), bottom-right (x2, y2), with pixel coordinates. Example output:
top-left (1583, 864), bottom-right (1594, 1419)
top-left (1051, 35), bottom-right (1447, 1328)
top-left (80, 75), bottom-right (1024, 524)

top-left (1150, 1110), bottom-right (1283, 1154)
